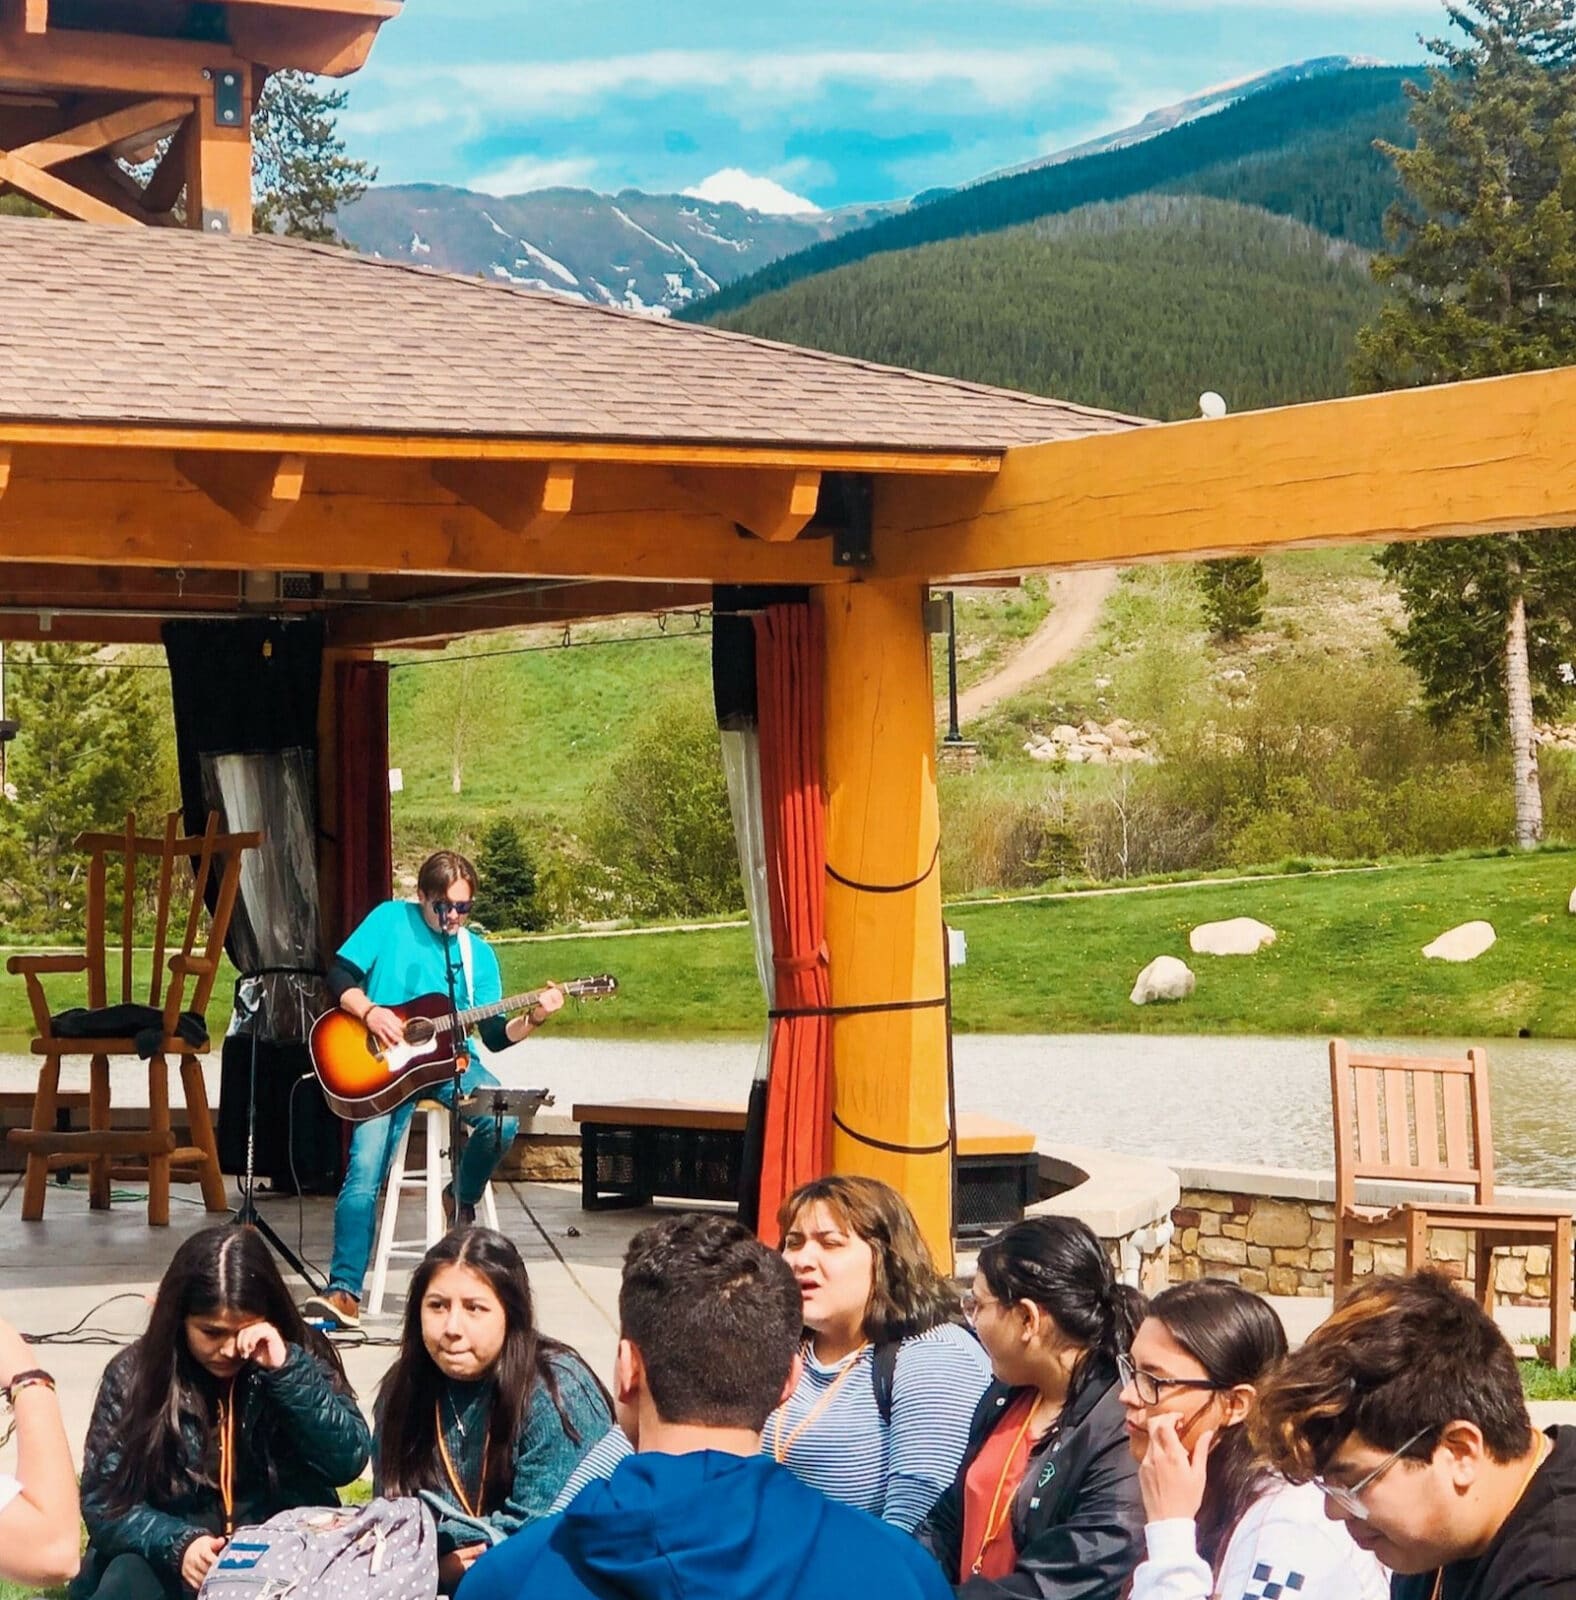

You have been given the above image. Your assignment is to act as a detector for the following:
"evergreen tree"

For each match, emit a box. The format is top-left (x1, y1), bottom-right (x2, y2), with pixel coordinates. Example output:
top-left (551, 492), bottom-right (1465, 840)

top-left (1357, 1), bottom-right (1576, 849)
top-left (252, 70), bottom-right (375, 242)
top-left (1197, 557), bottom-right (1268, 641)
top-left (474, 816), bottom-right (543, 932)
top-left (0, 646), bottom-right (174, 932)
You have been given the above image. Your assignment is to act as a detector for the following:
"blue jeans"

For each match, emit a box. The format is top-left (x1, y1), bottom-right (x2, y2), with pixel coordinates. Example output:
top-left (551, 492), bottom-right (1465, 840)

top-left (327, 1058), bottom-right (519, 1300)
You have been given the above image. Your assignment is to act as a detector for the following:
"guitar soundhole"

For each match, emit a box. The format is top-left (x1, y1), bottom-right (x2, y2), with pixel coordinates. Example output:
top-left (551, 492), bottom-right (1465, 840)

top-left (405, 1018), bottom-right (436, 1046)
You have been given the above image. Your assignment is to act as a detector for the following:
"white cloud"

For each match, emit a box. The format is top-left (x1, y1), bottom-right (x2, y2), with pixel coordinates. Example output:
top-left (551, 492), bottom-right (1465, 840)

top-left (381, 44), bottom-right (1121, 117)
top-left (466, 154), bottom-right (600, 196)
top-left (682, 168), bottom-right (818, 215)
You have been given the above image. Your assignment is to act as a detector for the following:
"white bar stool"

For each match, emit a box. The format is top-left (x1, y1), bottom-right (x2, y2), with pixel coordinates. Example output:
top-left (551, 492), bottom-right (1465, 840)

top-left (366, 1098), bottom-right (500, 1316)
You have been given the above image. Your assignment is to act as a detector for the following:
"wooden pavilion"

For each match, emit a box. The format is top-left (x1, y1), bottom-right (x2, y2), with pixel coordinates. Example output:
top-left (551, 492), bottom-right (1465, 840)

top-left (4, 0), bottom-right (1576, 1260)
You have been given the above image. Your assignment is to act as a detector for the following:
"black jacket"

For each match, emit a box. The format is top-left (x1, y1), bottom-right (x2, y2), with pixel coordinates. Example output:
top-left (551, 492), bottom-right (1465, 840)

top-left (1392, 1426), bottom-right (1576, 1600)
top-left (74, 1341), bottom-right (370, 1596)
top-left (916, 1360), bottom-right (1143, 1599)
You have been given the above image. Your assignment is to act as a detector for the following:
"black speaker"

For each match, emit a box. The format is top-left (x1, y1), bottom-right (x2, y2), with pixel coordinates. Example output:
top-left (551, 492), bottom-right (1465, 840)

top-left (218, 1036), bottom-right (342, 1193)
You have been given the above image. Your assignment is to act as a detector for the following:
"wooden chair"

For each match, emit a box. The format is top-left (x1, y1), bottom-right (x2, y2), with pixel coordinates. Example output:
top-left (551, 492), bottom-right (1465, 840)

top-left (7, 811), bottom-right (261, 1225)
top-left (1330, 1039), bottom-right (1572, 1370)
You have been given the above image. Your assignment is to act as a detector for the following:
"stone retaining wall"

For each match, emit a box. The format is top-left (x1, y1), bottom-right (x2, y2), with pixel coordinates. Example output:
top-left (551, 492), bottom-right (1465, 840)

top-left (1168, 1164), bottom-right (1573, 1307)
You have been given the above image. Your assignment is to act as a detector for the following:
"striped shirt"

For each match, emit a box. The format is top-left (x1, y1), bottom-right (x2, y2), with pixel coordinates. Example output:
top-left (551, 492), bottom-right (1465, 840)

top-left (548, 1323), bottom-right (992, 1531)
top-left (764, 1322), bottom-right (992, 1531)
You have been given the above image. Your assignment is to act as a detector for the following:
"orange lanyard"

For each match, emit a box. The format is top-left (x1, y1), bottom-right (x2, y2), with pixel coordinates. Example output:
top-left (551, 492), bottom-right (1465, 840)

top-left (434, 1401), bottom-right (490, 1519)
top-left (970, 1402), bottom-right (1038, 1576)
top-left (216, 1381), bottom-right (237, 1538)
top-left (771, 1344), bottom-right (868, 1464)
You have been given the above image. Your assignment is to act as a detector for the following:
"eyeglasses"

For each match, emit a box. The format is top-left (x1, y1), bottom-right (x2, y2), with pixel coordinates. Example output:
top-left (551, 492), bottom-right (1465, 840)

top-left (960, 1289), bottom-right (997, 1327)
top-left (1311, 1428), bottom-right (1432, 1521)
top-left (1116, 1352), bottom-right (1225, 1408)
top-left (433, 899), bottom-right (473, 918)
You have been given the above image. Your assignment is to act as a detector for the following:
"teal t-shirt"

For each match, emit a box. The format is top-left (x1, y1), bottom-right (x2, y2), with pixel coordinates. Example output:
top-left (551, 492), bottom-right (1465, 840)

top-left (336, 901), bottom-right (502, 1014)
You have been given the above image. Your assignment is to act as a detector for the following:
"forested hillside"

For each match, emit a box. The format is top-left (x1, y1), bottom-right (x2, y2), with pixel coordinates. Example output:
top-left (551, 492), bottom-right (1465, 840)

top-left (685, 66), bottom-right (1414, 321)
top-left (714, 197), bottom-right (1387, 419)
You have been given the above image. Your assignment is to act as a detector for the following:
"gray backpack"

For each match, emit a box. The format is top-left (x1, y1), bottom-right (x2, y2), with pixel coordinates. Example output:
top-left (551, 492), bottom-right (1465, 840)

top-left (198, 1498), bottom-right (437, 1600)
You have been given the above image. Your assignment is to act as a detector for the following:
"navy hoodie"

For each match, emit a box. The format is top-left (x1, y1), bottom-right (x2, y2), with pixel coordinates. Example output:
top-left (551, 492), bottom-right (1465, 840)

top-left (458, 1449), bottom-right (954, 1600)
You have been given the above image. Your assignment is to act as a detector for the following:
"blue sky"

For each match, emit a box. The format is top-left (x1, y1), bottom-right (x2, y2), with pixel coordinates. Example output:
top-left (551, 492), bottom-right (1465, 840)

top-left (341, 1), bottom-right (1450, 210)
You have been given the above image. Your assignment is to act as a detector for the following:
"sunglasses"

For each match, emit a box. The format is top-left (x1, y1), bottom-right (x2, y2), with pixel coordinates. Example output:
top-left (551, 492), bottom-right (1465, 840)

top-left (1312, 1428), bottom-right (1432, 1520)
top-left (432, 898), bottom-right (473, 917)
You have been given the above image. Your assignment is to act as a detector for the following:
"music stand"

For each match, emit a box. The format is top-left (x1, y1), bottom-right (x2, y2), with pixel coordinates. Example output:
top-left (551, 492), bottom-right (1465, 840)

top-left (232, 974), bottom-right (324, 1290)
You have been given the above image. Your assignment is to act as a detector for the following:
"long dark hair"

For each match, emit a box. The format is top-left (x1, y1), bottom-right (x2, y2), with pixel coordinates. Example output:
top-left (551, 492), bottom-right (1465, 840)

top-left (377, 1228), bottom-right (611, 1512)
top-left (101, 1225), bottom-right (350, 1515)
top-left (1145, 1282), bottom-right (1287, 1568)
top-left (779, 1175), bottom-right (959, 1343)
top-left (978, 1216), bottom-right (1144, 1405)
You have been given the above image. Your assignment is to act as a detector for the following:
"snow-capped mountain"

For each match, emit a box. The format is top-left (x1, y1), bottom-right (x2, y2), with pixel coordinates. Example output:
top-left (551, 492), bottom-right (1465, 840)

top-left (337, 184), bottom-right (896, 316)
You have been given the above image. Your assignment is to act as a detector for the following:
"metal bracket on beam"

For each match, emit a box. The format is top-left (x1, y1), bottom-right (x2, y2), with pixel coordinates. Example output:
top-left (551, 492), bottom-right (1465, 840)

top-left (207, 67), bottom-right (245, 129)
top-left (827, 473), bottom-right (875, 568)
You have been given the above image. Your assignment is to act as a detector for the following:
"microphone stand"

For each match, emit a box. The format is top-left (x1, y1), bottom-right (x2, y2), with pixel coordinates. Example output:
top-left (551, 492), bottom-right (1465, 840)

top-left (232, 975), bottom-right (323, 1289)
top-left (444, 930), bottom-right (469, 1222)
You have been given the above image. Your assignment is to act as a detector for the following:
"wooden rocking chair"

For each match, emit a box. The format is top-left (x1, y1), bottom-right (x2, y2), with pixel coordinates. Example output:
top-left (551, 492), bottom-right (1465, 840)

top-left (7, 811), bottom-right (261, 1225)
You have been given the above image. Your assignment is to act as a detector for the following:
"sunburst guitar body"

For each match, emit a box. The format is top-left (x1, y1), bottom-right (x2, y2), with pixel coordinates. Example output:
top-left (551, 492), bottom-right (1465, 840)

top-left (309, 975), bottom-right (617, 1120)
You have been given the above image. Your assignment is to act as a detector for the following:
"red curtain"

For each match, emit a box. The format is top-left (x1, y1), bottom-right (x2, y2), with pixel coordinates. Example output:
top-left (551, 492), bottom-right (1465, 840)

top-left (332, 658), bottom-right (393, 948)
top-left (753, 602), bottom-right (832, 1244)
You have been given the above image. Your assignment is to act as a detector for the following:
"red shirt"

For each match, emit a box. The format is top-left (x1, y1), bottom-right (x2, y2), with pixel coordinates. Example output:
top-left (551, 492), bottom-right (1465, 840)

top-left (959, 1393), bottom-right (1038, 1581)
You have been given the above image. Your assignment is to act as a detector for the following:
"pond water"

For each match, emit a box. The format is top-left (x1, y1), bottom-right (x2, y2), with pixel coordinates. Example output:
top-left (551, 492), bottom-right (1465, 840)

top-left (4, 1034), bottom-right (1571, 1189)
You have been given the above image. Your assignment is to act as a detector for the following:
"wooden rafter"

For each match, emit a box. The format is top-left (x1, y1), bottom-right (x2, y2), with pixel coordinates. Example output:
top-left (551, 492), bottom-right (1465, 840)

top-left (0, 445), bottom-right (10, 499)
top-left (670, 465), bottom-right (822, 542)
top-left (10, 96), bottom-right (191, 172)
top-left (0, 147), bottom-right (134, 223)
top-left (174, 451), bottom-right (306, 533)
top-left (23, 0), bottom-right (47, 34)
top-left (876, 366), bottom-right (1576, 580)
top-left (429, 460), bottom-right (576, 536)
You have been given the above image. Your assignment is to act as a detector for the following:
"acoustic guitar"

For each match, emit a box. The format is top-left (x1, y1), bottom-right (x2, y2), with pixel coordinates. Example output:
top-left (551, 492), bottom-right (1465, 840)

top-left (309, 975), bottom-right (617, 1121)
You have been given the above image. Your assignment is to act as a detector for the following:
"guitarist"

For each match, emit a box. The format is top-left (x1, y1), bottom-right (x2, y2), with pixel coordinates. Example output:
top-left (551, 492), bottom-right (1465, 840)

top-left (303, 850), bottom-right (564, 1330)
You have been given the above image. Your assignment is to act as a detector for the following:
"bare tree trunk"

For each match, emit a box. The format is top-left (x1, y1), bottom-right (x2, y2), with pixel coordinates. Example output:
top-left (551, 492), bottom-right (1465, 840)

top-left (1506, 589), bottom-right (1543, 850)
top-left (449, 657), bottom-right (478, 796)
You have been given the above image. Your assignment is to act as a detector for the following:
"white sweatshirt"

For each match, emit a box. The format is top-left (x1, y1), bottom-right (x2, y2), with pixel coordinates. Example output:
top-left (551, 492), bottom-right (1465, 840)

top-left (1130, 1479), bottom-right (1389, 1600)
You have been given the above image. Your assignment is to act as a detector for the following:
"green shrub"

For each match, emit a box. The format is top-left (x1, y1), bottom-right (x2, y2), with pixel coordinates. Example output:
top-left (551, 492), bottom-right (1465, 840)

top-left (586, 694), bottom-right (743, 918)
top-left (1197, 557), bottom-right (1267, 642)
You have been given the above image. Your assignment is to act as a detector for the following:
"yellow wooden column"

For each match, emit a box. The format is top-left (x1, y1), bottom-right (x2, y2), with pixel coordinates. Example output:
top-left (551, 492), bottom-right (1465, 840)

top-left (817, 579), bottom-right (953, 1266)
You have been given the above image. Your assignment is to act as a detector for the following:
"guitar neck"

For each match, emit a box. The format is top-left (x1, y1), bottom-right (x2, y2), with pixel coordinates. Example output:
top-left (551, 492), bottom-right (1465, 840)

top-left (450, 987), bottom-right (550, 1031)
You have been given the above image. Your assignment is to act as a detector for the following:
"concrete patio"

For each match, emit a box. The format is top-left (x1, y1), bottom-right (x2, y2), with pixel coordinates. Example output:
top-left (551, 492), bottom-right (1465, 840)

top-left (2, 1167), bottom-right (1570, 1477)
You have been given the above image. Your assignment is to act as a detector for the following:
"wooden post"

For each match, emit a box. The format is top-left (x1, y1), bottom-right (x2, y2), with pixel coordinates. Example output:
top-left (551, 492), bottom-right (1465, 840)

top-left (817, 580), bottom-right (953, 1266)
top-left (183, 67), bottom-right (254, 235)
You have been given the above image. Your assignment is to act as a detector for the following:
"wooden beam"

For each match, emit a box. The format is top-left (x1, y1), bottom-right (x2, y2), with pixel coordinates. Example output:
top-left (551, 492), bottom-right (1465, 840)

top-left (0, 147), bottom-right (135, 223)
top-left (0, 422), bottom-right (1002, 476)
top-left (0, 462), bottom-right (845, 585)
top-left (325, 580), bottom-right (710, 647)
top-left (671, 465), bottom-right (821, 542)
top-left (12, 96), bottom-right (191, 171)
top-left (141, 117), bottom-right (192, 215)
top-left (875, 367), bottom-right (1576, 580)
top-left (184, 76), bottom-right (253, 233)
top-left (174, 451), bottom-right (306, 532)
top-left (0, 30), bottom-right (248, 98)
top-left (0, 446), bottom-right (9, 500)
top-left (227, 10), bottom-right (394, 77)
top-left (23, 0), bottom-right (47, 34)
top-left (430, 460), bottom-right (575, 536)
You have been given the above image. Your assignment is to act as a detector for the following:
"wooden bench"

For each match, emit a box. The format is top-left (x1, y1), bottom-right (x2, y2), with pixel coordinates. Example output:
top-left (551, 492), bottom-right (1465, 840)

top-left (571, 1100), bottom-right (1039, 1232)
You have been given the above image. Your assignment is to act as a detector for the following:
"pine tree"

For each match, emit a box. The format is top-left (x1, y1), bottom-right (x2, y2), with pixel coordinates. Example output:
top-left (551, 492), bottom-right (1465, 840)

top-left (252, 70), bottom-right (376, 242)
top-left (1356, 1), bottom-right (1576, 849)
top-left (0, 646), bottom-right (175, 932)
top-left (475, 817), bottom-right (543, 932)
top-left (1197, 557), bottom-right (1268, 642)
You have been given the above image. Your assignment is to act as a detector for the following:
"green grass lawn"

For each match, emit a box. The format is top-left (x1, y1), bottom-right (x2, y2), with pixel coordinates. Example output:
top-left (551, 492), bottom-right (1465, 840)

top-left (6, 849), bottom-right (1576, 1049)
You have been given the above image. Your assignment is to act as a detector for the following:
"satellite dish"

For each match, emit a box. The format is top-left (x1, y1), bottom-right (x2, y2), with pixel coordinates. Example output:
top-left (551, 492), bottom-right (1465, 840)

top-left (1199, 392), bottom-right (1228, 420)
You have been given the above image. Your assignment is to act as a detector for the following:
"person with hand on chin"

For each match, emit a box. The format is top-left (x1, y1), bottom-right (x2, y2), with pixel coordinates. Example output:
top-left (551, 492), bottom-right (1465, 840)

top-left (304, 850), bottom-right (564, 1331)
top-left (74, 1226), bottom-right (368, 1600)
top-left (1119, 1280), bottom-right (1386, 1600)
top-left (372, 1228), bottom-right (613, 1594)
top-left (0, 1315), bottom-right (79, 1588)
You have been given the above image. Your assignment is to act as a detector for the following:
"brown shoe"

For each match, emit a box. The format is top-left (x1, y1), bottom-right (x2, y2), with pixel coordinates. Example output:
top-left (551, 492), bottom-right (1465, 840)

top-left (302, 1289), bottom-right (360, 1330)
top-left (442, 1186), bottom-right (476, 1230)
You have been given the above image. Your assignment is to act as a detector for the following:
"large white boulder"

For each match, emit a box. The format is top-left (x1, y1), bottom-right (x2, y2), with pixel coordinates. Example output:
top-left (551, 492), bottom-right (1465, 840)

top-left (1130, 955), bottom-right (1196, 1005)
top-left (1422, 921), bottom-right (1497, 962)
top-left (1567, 886), bottom-right (1576, 914)
top-left (1189, 917), bottom-right (1277, 957)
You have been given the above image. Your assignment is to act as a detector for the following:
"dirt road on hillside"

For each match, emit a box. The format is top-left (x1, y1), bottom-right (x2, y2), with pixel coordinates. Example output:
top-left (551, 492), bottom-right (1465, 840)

top-left (955, 567), bottom-right (1119, 725)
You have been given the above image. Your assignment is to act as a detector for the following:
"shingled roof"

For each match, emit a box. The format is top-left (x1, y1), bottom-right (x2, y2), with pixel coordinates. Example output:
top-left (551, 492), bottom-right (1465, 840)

top-left (0, 215), bottom-right (1142, 453)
